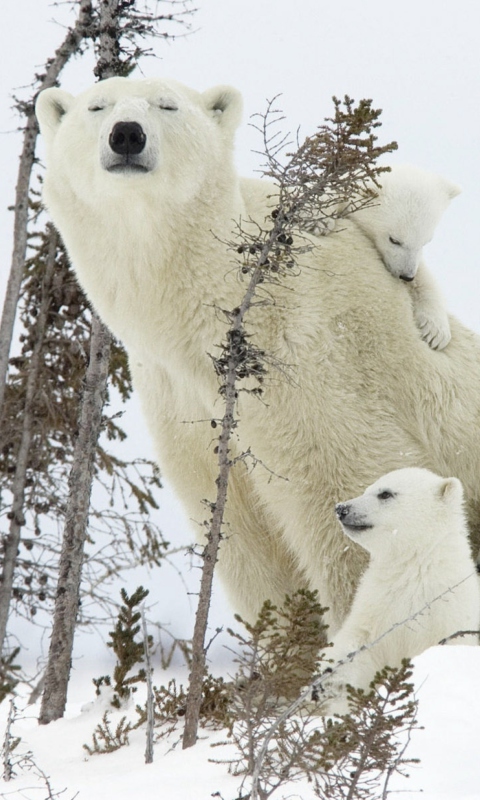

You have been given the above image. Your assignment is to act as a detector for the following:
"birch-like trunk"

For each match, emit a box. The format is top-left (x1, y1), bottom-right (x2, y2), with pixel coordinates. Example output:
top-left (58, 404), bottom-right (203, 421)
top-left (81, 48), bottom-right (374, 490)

top-left (39, 0), bottom-right (119, 725)
top-left (141, 607), bottom-right (155, 764)
top-left (0, 0), bottom-right (93, 414)
top-left (39, 314), bottom-right (111, 724)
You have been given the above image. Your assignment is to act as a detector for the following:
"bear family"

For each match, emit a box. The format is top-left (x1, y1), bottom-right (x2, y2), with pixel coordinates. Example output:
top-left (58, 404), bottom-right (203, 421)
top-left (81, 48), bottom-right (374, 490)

top-left (318, 468), bottom-right (480, 712)
top-left (36, 77), bottom-right (480, 633)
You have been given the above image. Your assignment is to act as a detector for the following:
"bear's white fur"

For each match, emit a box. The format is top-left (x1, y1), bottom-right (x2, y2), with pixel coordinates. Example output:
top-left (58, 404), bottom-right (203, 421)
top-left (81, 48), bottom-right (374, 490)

top-left (35, 78), bottom-right (480, 631)
top-left (320, 468), bottom-right (480, 713)
top-left (308, 165), bottom-right (460, 350)
top-left (353, 165), bottom-right (460, 351)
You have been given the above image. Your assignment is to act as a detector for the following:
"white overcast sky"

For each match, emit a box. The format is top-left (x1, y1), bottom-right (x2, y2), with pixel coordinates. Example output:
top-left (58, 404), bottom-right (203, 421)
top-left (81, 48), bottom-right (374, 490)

top-left (1, 0), bottom-right (479, 329)
top-left (1, 0), bottom-right (480, 647)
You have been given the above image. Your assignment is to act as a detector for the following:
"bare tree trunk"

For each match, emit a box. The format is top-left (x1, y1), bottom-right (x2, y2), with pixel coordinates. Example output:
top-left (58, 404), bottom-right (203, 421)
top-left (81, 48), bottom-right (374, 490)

top-left (94, 0), bottom-right (121, 80)
top-left (141, 606), bottom-right (155, 764)
top-left (0, 1), bottom-right (93, 415)
top-left (38, 314), bottom-right (111, 724)
top-left (182, 255), bottom-right (270, 749)
top-left (181, 402), bottom-right (235, 747)
top-left (2, 699), bottom-right (16, 782)
top-left (0, 228), bottom-right (58, 653)
top-left (39, 0), bottom-right (119, 725)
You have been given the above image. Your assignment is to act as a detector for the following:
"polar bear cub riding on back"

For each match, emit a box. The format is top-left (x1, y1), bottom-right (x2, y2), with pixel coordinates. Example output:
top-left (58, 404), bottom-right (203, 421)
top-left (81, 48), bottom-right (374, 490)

top-left (320, 467), bottom-right (479, 714)
top-left (309, 164), bottom-right (460, 351)
top-left (352, 165), bottom-right (460, 351)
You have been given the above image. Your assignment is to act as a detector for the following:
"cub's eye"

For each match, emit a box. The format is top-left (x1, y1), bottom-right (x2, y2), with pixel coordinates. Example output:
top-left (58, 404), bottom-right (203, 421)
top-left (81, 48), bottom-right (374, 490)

top-left (377, 490), bottom-right (394, 500)
top-left (88, 104), bottom-right (106, 112)
top-left (389, 236), bottom-right (402, 246)
top-left (158, 102), bottom-right (178, 112)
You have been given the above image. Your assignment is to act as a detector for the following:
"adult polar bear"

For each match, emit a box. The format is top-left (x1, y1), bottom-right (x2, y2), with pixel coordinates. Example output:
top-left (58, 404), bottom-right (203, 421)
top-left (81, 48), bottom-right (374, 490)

top-left (36, 77), bottom-right (480, 633)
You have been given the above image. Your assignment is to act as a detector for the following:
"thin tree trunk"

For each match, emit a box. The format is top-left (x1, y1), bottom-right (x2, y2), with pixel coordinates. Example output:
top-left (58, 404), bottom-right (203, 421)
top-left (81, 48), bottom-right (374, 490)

top-left (0, 228), bottom-right (58, 653)
top-left (39, 314), bottom-right (111, 724)
top-left (182, 253), bottom-right (271, 748)
top-left (0, 1), bottom-right (93, 415)
top-left (181, 382), bottom-right (237, 748)
top-left (141, 606), bottom-right (155, 764)
top-left (94, 0), bottom-right (121, 80)
top-left (182, 211), bottom-right (299, 748)
top-left (39, 0), bottom-right (119, 725)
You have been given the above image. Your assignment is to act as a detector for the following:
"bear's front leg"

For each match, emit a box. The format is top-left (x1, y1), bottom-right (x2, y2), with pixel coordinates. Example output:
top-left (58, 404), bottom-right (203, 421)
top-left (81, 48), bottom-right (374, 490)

top-left (409, 260), bottom-right (451, 350)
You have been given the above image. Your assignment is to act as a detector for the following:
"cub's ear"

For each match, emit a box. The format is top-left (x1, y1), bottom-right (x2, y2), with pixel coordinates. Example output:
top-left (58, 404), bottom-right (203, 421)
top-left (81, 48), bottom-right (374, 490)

top-left (443, 177), bottom-right (461, 201)
top-left (36, 88), bottom-right (74, 137)
top-left (202, 85), bottom-right (243, 132)
top-left (438, 476), bottom-right (463, 504)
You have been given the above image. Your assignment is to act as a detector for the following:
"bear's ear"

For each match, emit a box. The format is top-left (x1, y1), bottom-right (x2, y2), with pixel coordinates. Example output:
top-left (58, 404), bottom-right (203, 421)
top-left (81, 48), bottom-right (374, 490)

top-left (202, 86), bottom-right (243, 132)
top-left (438, 476), bottom-right (463, 504)
top-left (443, 177), bottom-right (461, 201)
top-left (36, 88), bottom-right (74, 137)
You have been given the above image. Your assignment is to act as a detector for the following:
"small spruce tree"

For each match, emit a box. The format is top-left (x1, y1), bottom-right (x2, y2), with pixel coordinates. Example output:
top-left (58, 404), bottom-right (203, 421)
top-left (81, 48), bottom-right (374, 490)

top-left (93, 586), bottom-right (153, 709)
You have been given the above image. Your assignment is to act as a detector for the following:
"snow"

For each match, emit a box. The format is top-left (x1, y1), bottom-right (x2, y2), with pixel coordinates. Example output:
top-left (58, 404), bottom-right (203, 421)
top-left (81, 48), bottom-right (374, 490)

top-left (1, 0), bottom-right (480, 797)
top-left (1, 647), bottom-right (479, 799)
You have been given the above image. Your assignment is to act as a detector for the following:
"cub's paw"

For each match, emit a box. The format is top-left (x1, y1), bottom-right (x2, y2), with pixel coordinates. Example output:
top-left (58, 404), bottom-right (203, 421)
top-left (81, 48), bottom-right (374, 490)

top-left (415, 308), bottom-right (452, 351)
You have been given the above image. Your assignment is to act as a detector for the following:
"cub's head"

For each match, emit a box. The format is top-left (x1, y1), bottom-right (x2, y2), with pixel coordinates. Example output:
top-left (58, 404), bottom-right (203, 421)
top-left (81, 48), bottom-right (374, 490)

top-left (352, 165), bottom-right (460, 281)
top-left (35, 77), bottom-right (243, 210)
top-left (335, 467), bottom-right (465, 556)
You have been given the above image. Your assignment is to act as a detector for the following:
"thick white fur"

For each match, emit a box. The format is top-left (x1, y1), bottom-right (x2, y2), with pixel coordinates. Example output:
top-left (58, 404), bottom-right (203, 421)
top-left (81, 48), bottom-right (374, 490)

top-left (36, 78), bottom-right (480, 631)
top-left (321, 468), bottom-right (480, 713)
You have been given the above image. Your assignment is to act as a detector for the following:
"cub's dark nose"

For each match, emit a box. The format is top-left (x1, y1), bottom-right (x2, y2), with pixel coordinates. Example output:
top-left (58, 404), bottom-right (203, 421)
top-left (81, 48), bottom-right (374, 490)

top-left (399, 274), bottom-right (414, 282)
top-left (109, 121), bottom-right (146, 155)
top-left (335, 503), bottom-right (350, 521)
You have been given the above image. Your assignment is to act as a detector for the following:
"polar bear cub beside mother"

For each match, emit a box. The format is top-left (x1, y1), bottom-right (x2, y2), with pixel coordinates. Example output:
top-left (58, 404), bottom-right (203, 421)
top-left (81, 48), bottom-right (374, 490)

top-left (323, 468), bottom-right (480, 713)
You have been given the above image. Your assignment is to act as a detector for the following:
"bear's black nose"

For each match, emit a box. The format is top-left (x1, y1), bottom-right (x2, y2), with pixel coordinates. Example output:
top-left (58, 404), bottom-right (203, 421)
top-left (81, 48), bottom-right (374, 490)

top-left (109, 121), bottom-right (146, 155)
top-left (335, 503), bottom-right (350, 520)
top-left (399, 274), bottom-right (414, 282)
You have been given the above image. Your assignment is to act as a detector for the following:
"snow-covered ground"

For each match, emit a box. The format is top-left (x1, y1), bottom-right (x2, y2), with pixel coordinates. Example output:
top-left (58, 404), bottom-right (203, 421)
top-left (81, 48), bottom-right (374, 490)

top-left (1, 646), bottom-right (479, 800)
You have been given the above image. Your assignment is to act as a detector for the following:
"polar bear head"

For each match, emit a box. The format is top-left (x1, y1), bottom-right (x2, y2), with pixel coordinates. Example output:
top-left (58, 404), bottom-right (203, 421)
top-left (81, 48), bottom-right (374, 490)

top-left (335, 467), bottom-right (466, 556)
top-left (35, 77), bottom-right (243, 212)
top-left (352, 165), bottom-right (460, 281)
